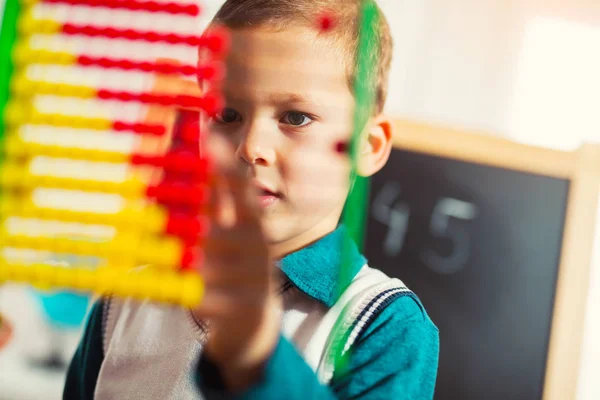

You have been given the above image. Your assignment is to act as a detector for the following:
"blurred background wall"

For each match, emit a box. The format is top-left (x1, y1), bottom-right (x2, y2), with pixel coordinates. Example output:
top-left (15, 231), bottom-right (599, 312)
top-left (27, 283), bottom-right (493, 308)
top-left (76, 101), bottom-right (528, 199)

top-left (0, 0), bottom-right (598, 399)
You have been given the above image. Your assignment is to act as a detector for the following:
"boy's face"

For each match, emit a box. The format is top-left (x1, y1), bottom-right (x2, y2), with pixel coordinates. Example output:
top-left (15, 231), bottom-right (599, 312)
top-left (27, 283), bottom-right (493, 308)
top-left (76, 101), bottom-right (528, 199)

top-left (202, 26), bottom-right (356, 253)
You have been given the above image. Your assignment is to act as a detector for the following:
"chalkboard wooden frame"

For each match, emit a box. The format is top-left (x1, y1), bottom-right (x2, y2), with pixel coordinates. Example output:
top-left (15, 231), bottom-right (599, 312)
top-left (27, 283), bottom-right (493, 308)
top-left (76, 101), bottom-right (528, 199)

top-left (392, 118), bottom-right (600, 400)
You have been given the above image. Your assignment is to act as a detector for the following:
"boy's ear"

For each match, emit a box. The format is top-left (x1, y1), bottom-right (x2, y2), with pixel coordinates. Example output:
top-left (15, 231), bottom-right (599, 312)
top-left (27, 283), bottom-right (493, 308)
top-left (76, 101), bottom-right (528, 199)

top-left (356, 114), bottom-right (394, 177)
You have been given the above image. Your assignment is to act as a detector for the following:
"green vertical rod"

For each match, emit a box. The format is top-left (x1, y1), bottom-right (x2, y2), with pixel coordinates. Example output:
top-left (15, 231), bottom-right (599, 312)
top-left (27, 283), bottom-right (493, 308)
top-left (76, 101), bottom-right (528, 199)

top-left (337, 0), bottom-right (378, 297)
top-left (334, 0), bottom-right (379, 372)
top-left (0, 0), bottom-right (20, 139)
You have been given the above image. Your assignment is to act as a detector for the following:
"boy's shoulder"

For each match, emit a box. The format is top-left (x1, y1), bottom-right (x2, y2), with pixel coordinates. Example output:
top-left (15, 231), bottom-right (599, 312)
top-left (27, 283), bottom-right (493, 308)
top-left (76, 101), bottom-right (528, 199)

top-left (314, 264), bottom-right (439, 385)
top-left (342, 264), bottom-right (438, 338)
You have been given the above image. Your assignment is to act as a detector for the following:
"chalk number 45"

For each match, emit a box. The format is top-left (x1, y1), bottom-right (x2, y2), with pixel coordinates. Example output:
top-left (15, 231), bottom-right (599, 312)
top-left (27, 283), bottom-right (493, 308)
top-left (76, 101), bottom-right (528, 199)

top-left (372, 182), bottom-right (478, 274)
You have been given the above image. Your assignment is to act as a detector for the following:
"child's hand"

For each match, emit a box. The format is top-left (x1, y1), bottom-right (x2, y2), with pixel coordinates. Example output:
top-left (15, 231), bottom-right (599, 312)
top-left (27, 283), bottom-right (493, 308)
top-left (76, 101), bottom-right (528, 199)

top-left (192, 134), bottom-right (281, 391)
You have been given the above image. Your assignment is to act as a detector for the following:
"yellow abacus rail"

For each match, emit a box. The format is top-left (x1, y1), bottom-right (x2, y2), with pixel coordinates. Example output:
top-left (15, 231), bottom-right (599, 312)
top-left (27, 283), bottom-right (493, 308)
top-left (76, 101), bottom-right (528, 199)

top-left (3, 133), bottom-right (132, 163)
top-left (0, 161), bottom-right (147, 196)
top-left (0, 231), bottom-right (184, 268)
top-left (0, 263), bottom-right (204, 308)
top-left (11, 75), bottom-right (97, 99)
top-left (17, 14), bottom-right (62, 36)
top-left (4, 102), bottom-right (114, 131)
top-left (12, 43), bottom-right (77, 67)
top-left (0, 195), bottom-right (168, 233)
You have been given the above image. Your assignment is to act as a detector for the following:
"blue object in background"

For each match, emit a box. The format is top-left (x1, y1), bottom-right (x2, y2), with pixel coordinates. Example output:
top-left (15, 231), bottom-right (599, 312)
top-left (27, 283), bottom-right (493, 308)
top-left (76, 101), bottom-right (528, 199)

top-left (34, 290), bottom-right (90, 329)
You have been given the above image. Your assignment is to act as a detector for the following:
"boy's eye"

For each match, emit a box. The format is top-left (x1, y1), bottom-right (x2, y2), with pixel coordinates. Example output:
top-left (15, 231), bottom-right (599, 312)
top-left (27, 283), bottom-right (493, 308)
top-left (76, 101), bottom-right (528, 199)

top-left (282, 111), bottom-right (313, 127)
top-left (215, 107), bottom-right (241, 123)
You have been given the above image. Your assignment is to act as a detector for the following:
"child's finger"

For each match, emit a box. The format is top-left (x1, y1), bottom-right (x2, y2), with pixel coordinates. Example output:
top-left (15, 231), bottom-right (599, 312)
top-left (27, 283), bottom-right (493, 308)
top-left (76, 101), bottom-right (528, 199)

top-left (206, 134), bottom-right (262, 225)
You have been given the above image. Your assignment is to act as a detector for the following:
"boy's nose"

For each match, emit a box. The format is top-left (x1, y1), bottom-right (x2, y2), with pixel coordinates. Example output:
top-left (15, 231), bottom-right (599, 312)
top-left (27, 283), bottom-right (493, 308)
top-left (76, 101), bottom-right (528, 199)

top-left (235, 125), bottom-right (276, 166)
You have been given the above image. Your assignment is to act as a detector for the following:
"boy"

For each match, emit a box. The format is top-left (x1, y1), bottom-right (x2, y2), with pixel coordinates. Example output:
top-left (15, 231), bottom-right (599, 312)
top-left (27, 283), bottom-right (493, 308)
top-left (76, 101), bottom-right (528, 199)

top-left (64, 0), bottom-right (439, 399)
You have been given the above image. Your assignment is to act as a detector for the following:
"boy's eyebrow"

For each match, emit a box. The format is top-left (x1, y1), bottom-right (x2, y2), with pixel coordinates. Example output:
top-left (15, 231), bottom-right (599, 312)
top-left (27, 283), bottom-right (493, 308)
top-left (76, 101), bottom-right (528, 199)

top-left (221, 88), bottom-right (327, 107)
top-left (266, 92), bottom-right (317, 105)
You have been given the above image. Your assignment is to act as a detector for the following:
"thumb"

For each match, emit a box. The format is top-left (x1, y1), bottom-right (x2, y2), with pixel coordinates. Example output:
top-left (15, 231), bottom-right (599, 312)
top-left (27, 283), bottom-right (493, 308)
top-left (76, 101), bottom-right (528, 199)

top-left (206, 134), bottom-right (260, 226)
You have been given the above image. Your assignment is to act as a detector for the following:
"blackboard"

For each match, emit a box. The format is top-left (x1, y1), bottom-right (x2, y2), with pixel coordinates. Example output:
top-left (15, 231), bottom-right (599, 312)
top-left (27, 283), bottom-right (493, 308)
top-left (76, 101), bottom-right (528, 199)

top-left (364, 148), bottom-right (571, 400)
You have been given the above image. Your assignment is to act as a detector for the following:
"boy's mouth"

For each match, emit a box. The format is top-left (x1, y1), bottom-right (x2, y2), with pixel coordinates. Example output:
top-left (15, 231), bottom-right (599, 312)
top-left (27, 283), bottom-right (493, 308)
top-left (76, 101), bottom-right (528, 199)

top-left (253, 180), bottom-right (281, 208)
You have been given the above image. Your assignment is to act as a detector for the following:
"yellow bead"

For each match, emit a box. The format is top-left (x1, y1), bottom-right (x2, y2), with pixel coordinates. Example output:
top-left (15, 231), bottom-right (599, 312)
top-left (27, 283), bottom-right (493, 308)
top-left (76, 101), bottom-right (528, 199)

top-left (57, 51), bottom-right (76, 65)
top-left (76, 268), bottom-right (96, 291)
top-left (20, 0), bottom-right (41, 8)
top-left (146, 207), bottom-right (168, 233)
top-left (162, 239), bottom-right (184, 267)
top-left (3, 102), bottom-right (29, 125)
top-left (158, 272), bottom-right (182, 303)
top-left (12, 44), bottom-right (31, 65)
top-left (180, 272), bottom-right (204, 308)
top-left (38, 19), bottom-right (62, 35)
top-left (17, 14), bottom-right (36, 35)
top-left (0, 164), bottom-right (25, 187)
top-left (95, 267), bottom-right (118, 295)
top-left (11, 78), bottom-right (34, 96)
top-left (31, 80), bottom-right (50, 95)
top-left (87, 117), bottom-right (112, 131)
top-left (4, 135), bottom-right (23, 156)
top-left (65, 84), bottom-right (96, 99)
top-left (131, 270), bottom-right (153, 300)
top-left (34, 264), bottom-right (55, 286)
top-left (0, 263), bottom-right (7, 282)
top-left (53, 266), bottom-right (73, 289)
top-left (0, 197), bottom-right (14, 215)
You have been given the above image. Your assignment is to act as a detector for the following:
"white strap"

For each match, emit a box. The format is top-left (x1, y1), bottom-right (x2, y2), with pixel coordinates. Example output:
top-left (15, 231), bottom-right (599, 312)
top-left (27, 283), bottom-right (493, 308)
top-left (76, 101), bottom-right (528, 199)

top-left (317, 277), bottom-right (411, 383)
top-left (302, 265), bottom-right (411, 383)
top-left (301, 266), bottom-right (384, 373)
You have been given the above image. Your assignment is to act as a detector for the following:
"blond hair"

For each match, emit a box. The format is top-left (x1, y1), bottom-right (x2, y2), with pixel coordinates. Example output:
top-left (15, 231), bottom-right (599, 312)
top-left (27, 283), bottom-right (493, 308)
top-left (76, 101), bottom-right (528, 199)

top-left (212, 0), bottom-right (393, 114)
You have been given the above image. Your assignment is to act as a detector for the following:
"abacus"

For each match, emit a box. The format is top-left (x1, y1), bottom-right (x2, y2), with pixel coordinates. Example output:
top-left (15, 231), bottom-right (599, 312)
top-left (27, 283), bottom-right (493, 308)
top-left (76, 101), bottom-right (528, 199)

top-left (0, 0), bottom-right (378, 325)
top-left (0, 0), bottom-right (228, 307)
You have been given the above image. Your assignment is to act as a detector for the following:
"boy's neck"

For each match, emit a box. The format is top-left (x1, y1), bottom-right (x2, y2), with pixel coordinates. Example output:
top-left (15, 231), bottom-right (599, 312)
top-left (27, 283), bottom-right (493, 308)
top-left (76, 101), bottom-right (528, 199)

top-left (269, 215), bottom-right (341, 260)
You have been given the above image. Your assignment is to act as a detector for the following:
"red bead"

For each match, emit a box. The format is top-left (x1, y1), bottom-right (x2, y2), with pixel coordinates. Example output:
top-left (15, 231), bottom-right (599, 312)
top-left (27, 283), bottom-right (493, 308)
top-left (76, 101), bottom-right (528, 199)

top-left (186, 36), bottom-right (201, 47)
top-left (105, 27), bottom-right (119, 38)
top-left (123, 29), bottom-right (138, 40)
top-left (166, 214), bottom-right (209, 238)
top-left (117, 91), bottom-right (134, 102)
top-left (112, 121), bottom-right (127, 131)
top-left (335, 141), bottom-right (349, 154)
top-left (197, 64), bottom-right (222, 81)
top-left (110, 121), bottom-right (166, 135)
top-left (138, 93), bottom-right (154, 104)
top-left (130, 154), bottom-right (159, 166)
top-left (146, 184), bottom-right (209, 206)
top-left (62, 22), bottom-right (206, 46)
top-left (200, 92), bottom-right (223, 116)
top-left (152, 125), bottom-right (166, 135)
top-left (145, 31), bottom-right (160, 42)
top-left (78, 55), bottom-right (93, 66)
top-left (180, 246), bottom-right (204, 271)
top-left (159, 62), bottom-right (177, 74)
top-left (185, 4), bottom-right (199, 16)
top-left (165, 33), bottom-right (180, 44)
top-left (317, 12), bottom-right (337, 32)
top-left (157, 95), bottom-right (175, 106)
top-left (98, 57), bottom-right (111, 68)
top-left (41, 0), bottom-right (200, 15)
top-left (97, 89), bottom-right (111, 99)
top-left (146, 1), bottom-right (160, 12)
top-left (120, 59), bottom-right (134, 70)
top-left (204, 30), bottom-right (229, 54)
top-left (180, 65), bottom-right (197, 76)
top-left (181, 122), bottom-right (199, 143)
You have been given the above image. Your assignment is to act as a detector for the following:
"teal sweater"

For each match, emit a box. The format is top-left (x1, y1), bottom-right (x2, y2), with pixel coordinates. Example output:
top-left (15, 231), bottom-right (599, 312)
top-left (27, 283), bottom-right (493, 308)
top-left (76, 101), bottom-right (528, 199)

top-left (64, 227), bottom-right (439, 399)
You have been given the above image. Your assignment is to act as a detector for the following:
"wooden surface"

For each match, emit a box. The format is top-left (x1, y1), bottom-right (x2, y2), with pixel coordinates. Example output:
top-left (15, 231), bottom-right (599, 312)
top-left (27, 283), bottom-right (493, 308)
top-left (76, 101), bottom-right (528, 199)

top-left (542, 144), bottom-right (600, 400)
top-left (392, 119), bottom-right (577, 179)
